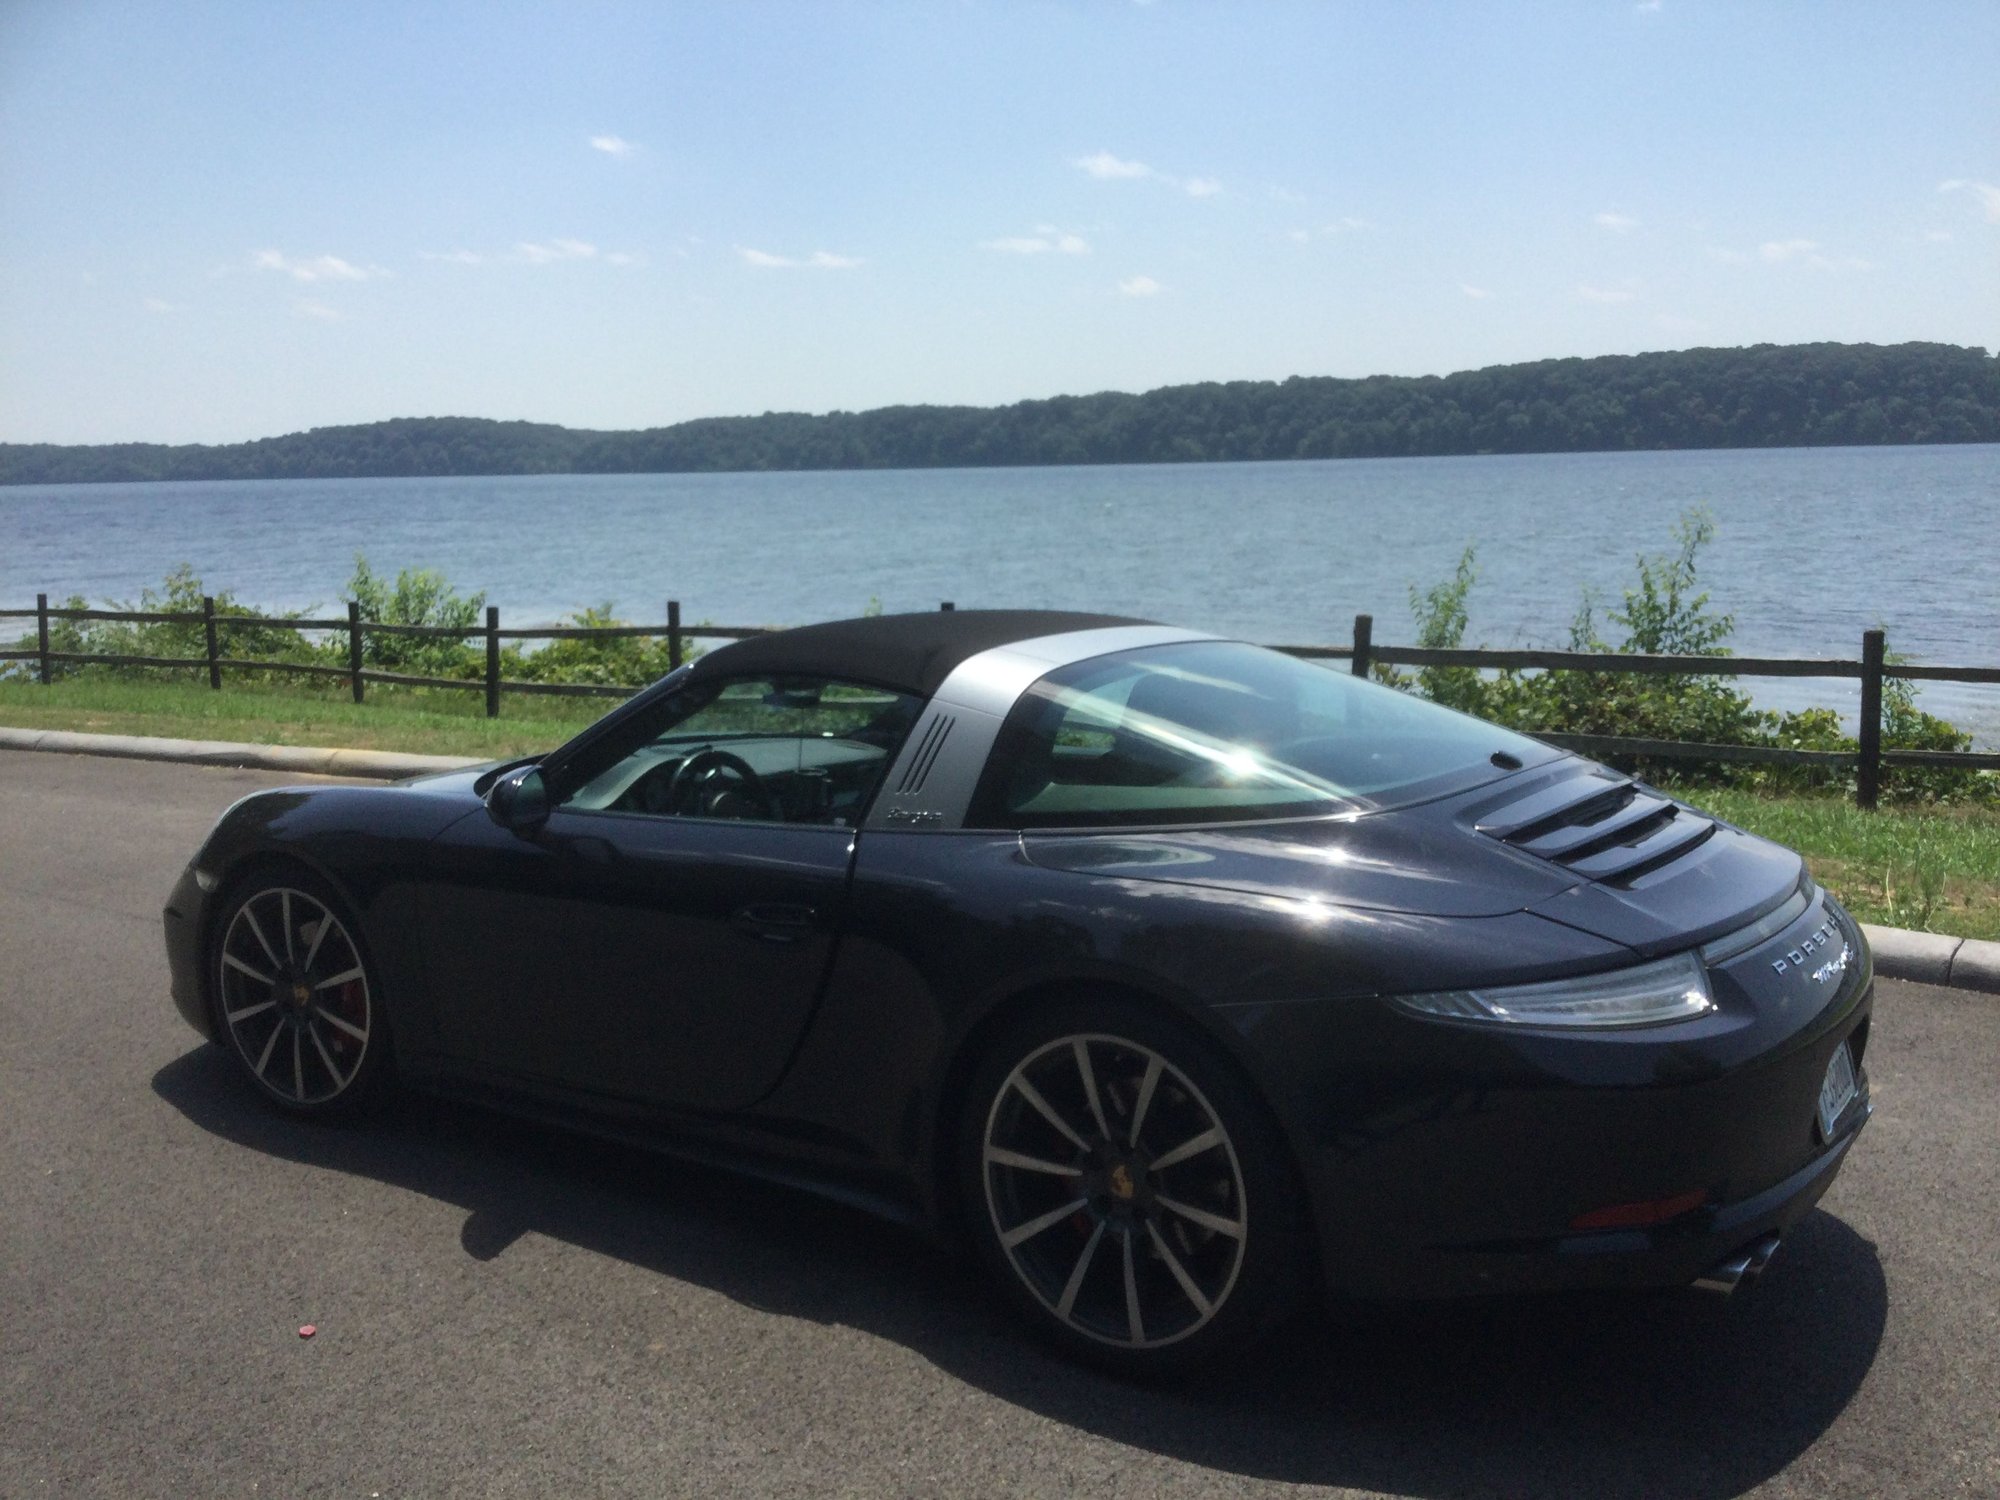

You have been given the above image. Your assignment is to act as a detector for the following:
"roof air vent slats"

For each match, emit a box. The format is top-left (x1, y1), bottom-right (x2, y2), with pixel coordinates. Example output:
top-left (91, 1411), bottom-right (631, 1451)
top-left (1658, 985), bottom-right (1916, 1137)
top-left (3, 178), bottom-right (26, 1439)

top-left (896, 714), bottom-right (955, 795)
top-left (1515, 792), bottom-right (1675, 860)
top-left (1476, 770), bottom-right (1717, 883)
top-left (1474, 773), bottom-right (1633, 842)
top-left (1564, 814), bottom-right (1716, 882)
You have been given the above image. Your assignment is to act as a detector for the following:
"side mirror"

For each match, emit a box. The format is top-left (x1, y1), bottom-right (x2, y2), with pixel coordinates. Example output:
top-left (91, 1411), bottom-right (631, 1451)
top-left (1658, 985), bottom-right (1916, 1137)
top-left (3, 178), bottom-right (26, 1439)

top-left (485, 765), bottom-right (550, 833)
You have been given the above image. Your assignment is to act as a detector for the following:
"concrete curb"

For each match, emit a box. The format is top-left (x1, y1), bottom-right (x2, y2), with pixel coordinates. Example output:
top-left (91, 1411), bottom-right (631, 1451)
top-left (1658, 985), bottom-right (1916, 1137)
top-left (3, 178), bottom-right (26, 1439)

top-left (1862, 924), bottom-right (2000, 996)
top-left (4, 724), bottom-right (1997, 994)
top-left (0, 725), bottom-right (484, 781)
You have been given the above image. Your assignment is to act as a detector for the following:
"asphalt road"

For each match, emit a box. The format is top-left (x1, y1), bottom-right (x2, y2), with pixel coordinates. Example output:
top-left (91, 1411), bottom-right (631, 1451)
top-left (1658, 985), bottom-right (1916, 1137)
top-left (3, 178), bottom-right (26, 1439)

top-left (2, 752), bottom-right (1995, 1499)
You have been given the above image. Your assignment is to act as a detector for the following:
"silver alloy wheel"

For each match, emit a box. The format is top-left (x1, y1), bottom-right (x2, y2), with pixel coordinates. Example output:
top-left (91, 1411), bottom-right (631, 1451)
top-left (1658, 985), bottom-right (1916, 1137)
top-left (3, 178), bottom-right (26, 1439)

top-left (215, 886), bottom-right (373, 1107)
top-left (981, 1032), bottom-right (1248, 1350)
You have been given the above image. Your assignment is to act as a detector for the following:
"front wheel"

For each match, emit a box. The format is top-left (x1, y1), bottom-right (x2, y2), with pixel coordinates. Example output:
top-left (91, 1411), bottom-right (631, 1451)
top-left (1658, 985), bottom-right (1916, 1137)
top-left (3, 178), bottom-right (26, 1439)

top-left (960, 999), bottom-right (1306, 1376)
top-left (210, 871), bottom-right (389, 1115)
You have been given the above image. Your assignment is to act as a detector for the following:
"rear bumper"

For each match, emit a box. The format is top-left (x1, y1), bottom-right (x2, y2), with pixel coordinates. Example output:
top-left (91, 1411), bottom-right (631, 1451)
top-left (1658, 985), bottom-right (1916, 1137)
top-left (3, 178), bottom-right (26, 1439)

top-left (1329, 1087), bottom-right (1870, 1301)
top-left (1230, 899), bottom-right (1875, 1301)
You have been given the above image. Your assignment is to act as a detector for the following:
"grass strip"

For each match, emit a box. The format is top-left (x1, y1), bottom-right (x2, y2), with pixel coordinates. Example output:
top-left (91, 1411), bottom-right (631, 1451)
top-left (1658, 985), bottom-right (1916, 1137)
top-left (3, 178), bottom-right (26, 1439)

top-left (1695, 788), bottom-right (2000, 943)
top-left (0, 677), bottom-right (601, 759)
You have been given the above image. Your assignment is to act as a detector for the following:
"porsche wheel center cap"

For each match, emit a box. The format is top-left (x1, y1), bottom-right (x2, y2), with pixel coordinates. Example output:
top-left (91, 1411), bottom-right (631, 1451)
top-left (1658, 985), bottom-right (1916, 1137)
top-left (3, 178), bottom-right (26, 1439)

top-left (1086, 1150), bottom-right (1151, 1219)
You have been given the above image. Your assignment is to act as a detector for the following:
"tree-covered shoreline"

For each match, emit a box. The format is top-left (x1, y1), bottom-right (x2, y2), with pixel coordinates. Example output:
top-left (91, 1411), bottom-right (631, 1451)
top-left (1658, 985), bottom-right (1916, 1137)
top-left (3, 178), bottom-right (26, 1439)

top-left (4, 340), bottom-right (1993, 487)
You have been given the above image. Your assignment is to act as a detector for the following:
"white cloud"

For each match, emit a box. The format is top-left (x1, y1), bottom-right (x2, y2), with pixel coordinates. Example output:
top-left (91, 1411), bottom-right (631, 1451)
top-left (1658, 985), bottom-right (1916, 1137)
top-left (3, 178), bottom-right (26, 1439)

top-left (516, 239), bottom-right (599, 264)
top-left (1074, 150), bottom-right (1153, 180)
top-left (252, 250), bottom-right (386, 282)
top-left (296, 301), bottom-right (344, 321)
top-left (1073, 150), bottom-right (1219, 197)
top-left (1267, 185), bottom-right (1308, 205)
top-left (1634, 0), bottom-right (1663, 13)
top-left (143, 297), bottom-right (179, 314)
top-left (431, 242), bottom-right (636, 268)
top-left (1117, 275), bottom-right (1163, 297)
top-left (1706, 247), bottom-right (1751, 264)
top-left (980, 226), bottom-right (1090, 256)
top-left (738, 247), bottom-right (863, 269)
top-left (1938, 178), bottom-right (2000, 222)
top-left (1577, 283), bottom-right (1637, 303)
top-left (1594, 211), bottom-right (1639, 233)
top-left (1459, 283), bottom-right (1491, 299)
top-left (1290, 217), bottom-right (1374, 243)
top-left (590, 134), bottom-right (637, 157)
top-left (1925, 229), bottom-right (1955, 243)
top-left (1757, 238), bottom-right (1871, 271)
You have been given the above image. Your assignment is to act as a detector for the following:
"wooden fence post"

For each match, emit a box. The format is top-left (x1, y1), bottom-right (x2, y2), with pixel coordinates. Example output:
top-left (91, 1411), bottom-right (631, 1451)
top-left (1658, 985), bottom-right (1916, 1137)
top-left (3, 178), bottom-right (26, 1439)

top-left (347, 602), bottom-right (365, 704)
top-left (1856, 628), bottom-right (1884, 811)
top-left (1350, 613), bottom-right (1373, 678)
top-left (35, 593), bottom-right (51, 685)
top-left (485, 606), bottom-right (501, 719)
top-left (202, 596), bottom-right (222, 690)
top-left (668, 600), bottom-right (683, 670)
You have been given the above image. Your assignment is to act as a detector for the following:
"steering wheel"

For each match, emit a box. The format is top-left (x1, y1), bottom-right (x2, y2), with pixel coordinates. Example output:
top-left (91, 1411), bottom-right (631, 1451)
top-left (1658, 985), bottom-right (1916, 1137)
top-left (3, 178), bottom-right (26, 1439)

top-left (662, 748), bottom-right (782, 821)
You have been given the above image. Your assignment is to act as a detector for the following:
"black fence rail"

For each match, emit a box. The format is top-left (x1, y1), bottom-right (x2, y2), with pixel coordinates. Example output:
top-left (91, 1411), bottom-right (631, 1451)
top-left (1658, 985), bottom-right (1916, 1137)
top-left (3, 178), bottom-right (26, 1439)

top-left (0, 594), bottom-right (828, 712)
top-left (1281, 617), bottom-right (2000, 808)
top-left (4, 595), bottom-right (1995, 809)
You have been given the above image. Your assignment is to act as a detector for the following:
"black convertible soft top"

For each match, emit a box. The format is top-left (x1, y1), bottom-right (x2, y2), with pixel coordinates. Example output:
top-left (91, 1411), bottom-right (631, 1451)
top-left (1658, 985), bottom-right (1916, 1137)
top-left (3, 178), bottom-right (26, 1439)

top-left (689, 610), bottom-right (1150, 698)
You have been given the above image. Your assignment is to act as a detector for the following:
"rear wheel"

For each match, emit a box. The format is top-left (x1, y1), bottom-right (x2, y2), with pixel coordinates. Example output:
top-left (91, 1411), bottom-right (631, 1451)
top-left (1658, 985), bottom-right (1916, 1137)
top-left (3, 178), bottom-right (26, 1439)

top-left (960, 998), bottom-right (1305, 1376)
top-left (210, 871), bottom-right (388, 1115)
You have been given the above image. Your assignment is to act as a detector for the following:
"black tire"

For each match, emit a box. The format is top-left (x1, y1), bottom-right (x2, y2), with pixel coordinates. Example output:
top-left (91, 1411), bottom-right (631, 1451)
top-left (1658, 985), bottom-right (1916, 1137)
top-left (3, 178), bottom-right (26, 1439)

top-left (959, 994), bottom-right (1308, 1377)
top-left (208, 868), bottom-right (392, 1117)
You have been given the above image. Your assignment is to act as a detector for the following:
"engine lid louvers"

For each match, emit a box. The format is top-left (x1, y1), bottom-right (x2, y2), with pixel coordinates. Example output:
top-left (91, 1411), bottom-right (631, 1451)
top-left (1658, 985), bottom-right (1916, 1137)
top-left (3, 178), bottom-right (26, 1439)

top-left (1476, 772), bottom-right (1716, 885)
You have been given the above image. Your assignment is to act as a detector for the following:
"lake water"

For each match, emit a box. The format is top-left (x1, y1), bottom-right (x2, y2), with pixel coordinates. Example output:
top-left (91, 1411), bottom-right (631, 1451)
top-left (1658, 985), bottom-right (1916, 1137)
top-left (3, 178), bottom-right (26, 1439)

top-left (4, 444), bottom-right (1996, 743)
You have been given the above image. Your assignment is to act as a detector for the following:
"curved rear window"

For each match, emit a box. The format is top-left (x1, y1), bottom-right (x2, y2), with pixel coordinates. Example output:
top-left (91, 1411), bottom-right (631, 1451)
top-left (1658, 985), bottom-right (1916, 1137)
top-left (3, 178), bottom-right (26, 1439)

top-left (969, 640), bottom-right (1556, 829)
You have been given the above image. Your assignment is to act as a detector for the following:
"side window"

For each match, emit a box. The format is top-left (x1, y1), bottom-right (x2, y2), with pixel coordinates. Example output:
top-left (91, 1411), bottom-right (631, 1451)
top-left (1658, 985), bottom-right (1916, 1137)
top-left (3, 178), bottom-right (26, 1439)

top-left (558, 676), bottom-right (922, 826)
top-left (968, 650), bottom-right (1344, 828)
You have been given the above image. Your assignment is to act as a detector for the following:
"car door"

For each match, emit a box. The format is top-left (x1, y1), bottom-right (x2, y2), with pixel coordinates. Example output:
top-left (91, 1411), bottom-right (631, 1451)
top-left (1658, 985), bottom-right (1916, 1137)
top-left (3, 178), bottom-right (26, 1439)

top-left (419, 673), bottom-right (922, 1112)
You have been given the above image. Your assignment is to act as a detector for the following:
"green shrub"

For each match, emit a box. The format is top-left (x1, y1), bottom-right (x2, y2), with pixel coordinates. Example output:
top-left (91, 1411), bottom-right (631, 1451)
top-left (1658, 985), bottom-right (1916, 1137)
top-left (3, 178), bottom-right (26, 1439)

top-left (1402, 547), bottom-right (1486, 714)
top-left (500, 603), bottom-right (683, 687)
top-left (5, 559), bottom-right (713, 694)
top-left (2, 565), bottom-right (319, 683)
top-left (342, 557), bottom-right (484, 679)
top-left (1388, 509), bottom-right (1992, 805)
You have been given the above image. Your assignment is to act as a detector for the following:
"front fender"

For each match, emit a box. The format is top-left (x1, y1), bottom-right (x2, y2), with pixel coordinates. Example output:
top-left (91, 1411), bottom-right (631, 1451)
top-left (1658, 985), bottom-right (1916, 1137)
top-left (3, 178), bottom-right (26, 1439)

top-left (168, 782), bottom-right (484, 1063)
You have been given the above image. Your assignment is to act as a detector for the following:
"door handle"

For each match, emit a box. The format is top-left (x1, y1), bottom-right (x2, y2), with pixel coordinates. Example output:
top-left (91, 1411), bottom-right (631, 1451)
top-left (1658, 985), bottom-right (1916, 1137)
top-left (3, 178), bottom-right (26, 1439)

top-left (732, 903), bottom-right (820, 944)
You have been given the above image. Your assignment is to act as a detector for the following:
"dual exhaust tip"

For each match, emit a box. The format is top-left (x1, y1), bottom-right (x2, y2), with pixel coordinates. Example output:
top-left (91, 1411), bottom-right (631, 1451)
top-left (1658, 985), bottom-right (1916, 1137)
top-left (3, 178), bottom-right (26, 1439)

top-left (1691, 1234), bottom-right (1782, 1297)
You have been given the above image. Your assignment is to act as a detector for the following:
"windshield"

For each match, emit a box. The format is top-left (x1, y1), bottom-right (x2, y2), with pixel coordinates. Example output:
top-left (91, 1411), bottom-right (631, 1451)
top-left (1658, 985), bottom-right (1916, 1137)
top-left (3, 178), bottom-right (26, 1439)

top-left (969, 640), bottom-right (1557, 829)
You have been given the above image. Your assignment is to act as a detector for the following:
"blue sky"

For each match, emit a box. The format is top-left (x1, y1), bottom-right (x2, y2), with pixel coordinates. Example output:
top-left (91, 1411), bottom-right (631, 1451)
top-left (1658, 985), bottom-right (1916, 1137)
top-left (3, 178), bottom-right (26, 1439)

top-left (2, 0), bottom-right (1995, 445)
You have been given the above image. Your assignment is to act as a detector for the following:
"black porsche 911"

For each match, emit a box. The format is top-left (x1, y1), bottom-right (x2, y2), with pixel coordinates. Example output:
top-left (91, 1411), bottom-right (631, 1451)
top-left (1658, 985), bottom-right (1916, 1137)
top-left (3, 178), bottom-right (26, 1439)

top-left (163, 610), bottom-right (1872, 1374)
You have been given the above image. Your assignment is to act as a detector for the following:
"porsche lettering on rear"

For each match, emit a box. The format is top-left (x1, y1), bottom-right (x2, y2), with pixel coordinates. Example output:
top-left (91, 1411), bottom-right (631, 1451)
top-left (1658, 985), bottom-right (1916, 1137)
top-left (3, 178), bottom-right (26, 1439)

top-left (1812, 944), bottom-right (1854, 986)
top-left (1770, 919), bottom-right (1840, 976)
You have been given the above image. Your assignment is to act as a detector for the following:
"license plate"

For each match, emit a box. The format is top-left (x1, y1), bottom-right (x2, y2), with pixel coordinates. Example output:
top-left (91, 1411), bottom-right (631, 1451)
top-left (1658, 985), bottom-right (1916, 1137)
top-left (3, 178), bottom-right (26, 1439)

top-left (1817, 1041), bottom-right (1859, 1140)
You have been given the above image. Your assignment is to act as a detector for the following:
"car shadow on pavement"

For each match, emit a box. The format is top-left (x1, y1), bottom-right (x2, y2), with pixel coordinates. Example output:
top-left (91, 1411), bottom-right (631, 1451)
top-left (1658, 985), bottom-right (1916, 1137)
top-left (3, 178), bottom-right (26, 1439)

top-left (155, 1046), bottom-right (1886, 1500)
